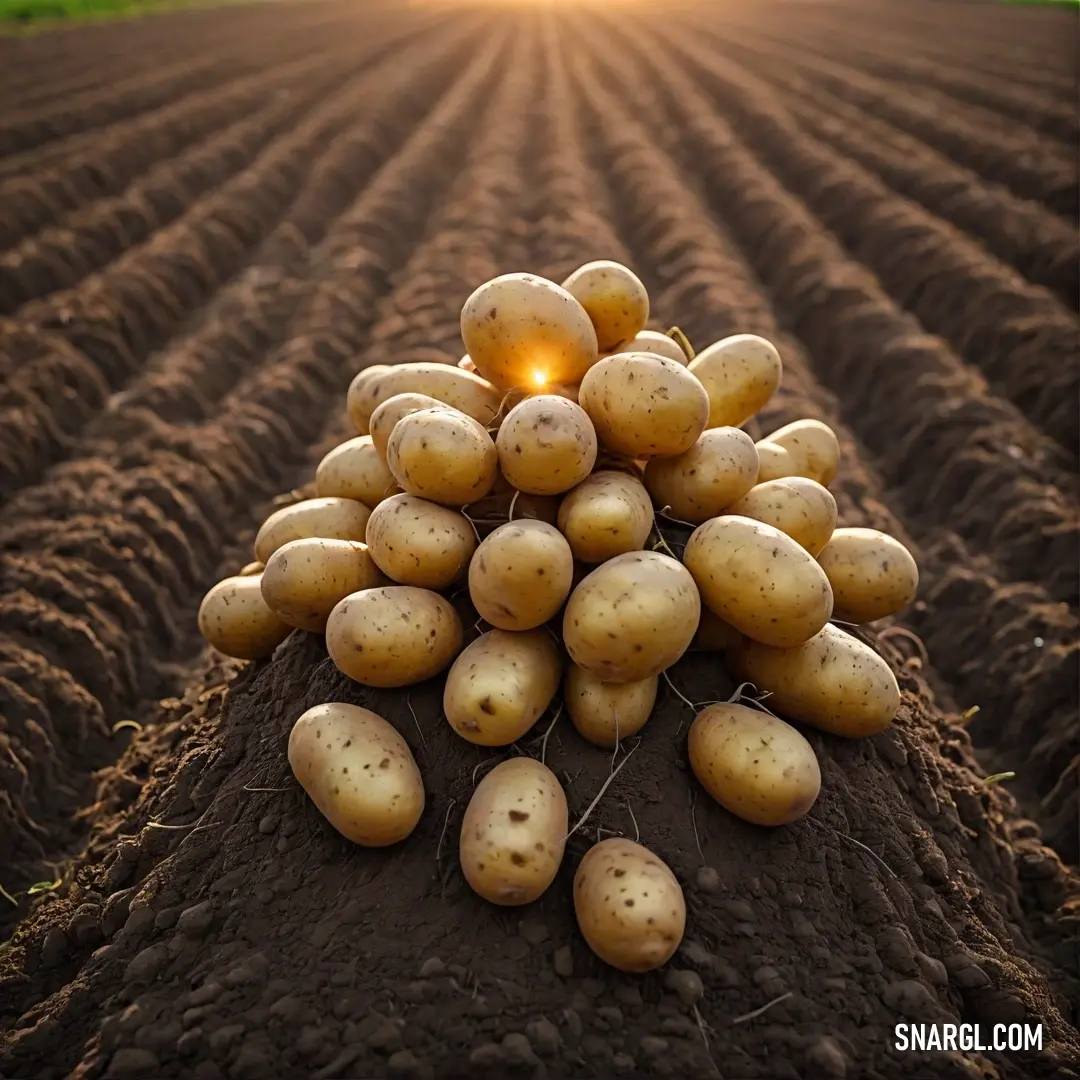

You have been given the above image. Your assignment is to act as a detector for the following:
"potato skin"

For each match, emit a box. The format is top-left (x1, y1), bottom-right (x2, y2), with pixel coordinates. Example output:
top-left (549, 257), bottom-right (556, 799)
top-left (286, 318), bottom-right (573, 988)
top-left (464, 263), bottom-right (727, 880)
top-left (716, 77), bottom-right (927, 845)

top-left (758, 419), bottom-right (840, 487)
top-left (254, 497), bottom-right (371, 565)
top-left (315, 436), bottom-right (400, 506)
top-left (198, 574), bottom-right (291, 660)
top-left (469, 520), bottom-right (574, 631)
top-left (817, 527), bottom-right (918, 623)
top-left (683, 516), bottom-right (833, 648)
top-left (609, 329), bottom-right (688, 365)
top-left (726, 477), bottom-right (837, 557)
top-left (561, 260), bottom-right (649, 351)
top-left (386, 407), bottom-right (498, 508)
top-left (496, 395), bottom-right (598, 496)
top-left (238, 561), bottom-right (265, 577)
top-left (443, 629), bottom-right (561, 746)
top-left (731, 623), bottom-right (901, 737)
top-left (562, 551), bottom-right (701, 683)
top-left (260, 538), bottom-right (386, 632)
top-left (369, 393), bottom-right (454, 461)
top-left (565, 665), bottom-right (658, 748)
top-left (688, 334), bottom-right (782, 429)
top-left (362, 494), bottom-right (475, 590)
top-left (459, 758), bottom-right (567, 905)
top-left (754, 440), bottom-right (798, 483)
top-left (579, 353), bottom-right (709, 458)
top-left (458, 354), bottom-right (477, 372)
top-left (557, 469), bottom-right (654, 564)
top-left (461, 272), bottom-right (599, 389)
top-left (288, 703), bottom-right (423, 847)
top-left (643, 427), bottom-right (759, 524)
top-left (573, 838), bottom-right (686, 973)
top-left (688, 702), bottom-right (821, 826)
top-left (326, 586), bottom-right (462, 688)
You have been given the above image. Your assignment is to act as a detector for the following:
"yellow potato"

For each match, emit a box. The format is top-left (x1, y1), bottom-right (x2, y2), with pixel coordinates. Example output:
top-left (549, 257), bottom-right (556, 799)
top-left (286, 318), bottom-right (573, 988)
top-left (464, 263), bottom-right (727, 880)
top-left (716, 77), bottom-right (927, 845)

top-left (365, 493), bottom-right (475, 589)
top-left (288, 703), bottom-right (423, 847)
top-left (254, 497), bottom-right (370, 565)
top-left (726, 477), bottom-right (837, 557)
top-left (573, 838), bottom-right (686, 973)
top-left (754, 440), bottom-right (798, 483)
top-left (496, 395), bottom-right (598, 496)
top-left (369, 393), bottom-right (454, 461)
top-left (347, 362), bottom-right (502, 434)
top-left (469, 520), bottom-right (574, 631)
top-left (557, 470), bottom-right (654, 564)
top-left (643, 427), bottom-right (759, 524)
top-left (691, 608), bottom-right (742, 653)
top-left (609, 329), bottom-right (688, 365)
top-left (326, 586), bottom-right (462, 688)
top-left (816, 527), bottom-right (918, 623)
top-left (565, 665), bottom-right (658, 748)
top-left (458, 354), bottom-right (477, 372)
top-left (731, 623), bottom-right (900, 737)
top-left (315, 436), bottom-right (400, 507)
top-left (466, 472), bottom-right (560, 537)
top-left (238, 561), bottom-right (264, 577)
top-left (260, 538), bottom-right (386, 633)
top-left (578, 353), bottom-right (709, 458)
top-left (459, 758), bottom-right (567, 905)
top-left (688, 334), bottom-right (783, 429)
top-left (197, 574), bottom-right (291, 660)
top-left (562, 551), bottom-right (700, 683)
top-left (688, 702), bottom-right (821, 826)
top-left (561, 260), bottom-right (649, 351)
top-left (682, 515), bottom-right (833, 648)
top-left (460, 272), bottom-right (599, 389)
top-left (758, 419), bottom-right (840, 487)
top-left (386, 408), bottom-right (498, 508)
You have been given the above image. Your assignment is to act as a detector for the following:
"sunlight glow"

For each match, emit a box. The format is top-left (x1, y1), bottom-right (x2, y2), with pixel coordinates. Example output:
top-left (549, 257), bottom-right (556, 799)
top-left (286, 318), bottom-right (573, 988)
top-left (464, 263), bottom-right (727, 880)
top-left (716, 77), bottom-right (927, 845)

top-left (530, 370), bottom-right (548, 388)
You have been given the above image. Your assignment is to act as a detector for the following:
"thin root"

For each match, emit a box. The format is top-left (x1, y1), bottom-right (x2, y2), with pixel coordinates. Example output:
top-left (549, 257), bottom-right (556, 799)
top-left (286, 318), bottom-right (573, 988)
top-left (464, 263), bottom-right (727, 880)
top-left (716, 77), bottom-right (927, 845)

top-left (0, 883), bottom-right (17, 906)
top-left (690, 790), bottom-right (706, 866)
top-left (435, 799), bottom-right (457, 863)
top-left (540, 703), bottom-right (563, 766)
top-left (693, 1004), bottom-right (710, 1050)
top-left (626, 800), bottom-right (639, 845)
top-left (508, 489), bottom-right (521, 522)
top-left (458, 506), bottom-right (483, 546)
top-left (666, 326), bottom-right (696, 361)
top-left (732, 991), bottom-right (792, 1025)
top-left (408, 695), bottom-right (428, 754)
top-left (564, 740), bottom-right (641, 842)
top-left (658, 505), bottom-right (696, 529)
top-left (878, 625), bottom-right (929, 666)
top-left (111, 719), bottom-right (142, 735)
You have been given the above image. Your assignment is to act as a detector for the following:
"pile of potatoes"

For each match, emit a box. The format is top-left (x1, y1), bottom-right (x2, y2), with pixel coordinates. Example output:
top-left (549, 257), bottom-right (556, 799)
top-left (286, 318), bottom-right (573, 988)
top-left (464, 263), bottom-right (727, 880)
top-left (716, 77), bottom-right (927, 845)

top-left (198, 264), bottom-right (918, 974)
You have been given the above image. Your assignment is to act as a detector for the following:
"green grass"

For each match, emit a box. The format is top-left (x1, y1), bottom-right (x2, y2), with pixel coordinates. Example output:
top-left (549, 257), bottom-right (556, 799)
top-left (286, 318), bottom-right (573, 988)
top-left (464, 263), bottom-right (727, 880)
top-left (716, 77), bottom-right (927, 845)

top-left (0, 0), bottom-right (236, 29)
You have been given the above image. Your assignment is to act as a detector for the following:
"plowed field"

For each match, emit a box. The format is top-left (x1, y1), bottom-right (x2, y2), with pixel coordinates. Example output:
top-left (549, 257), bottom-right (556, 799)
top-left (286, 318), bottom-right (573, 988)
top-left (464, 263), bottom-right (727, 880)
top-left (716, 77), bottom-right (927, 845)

top-left (0, 1), bottom-right (1078, 1078)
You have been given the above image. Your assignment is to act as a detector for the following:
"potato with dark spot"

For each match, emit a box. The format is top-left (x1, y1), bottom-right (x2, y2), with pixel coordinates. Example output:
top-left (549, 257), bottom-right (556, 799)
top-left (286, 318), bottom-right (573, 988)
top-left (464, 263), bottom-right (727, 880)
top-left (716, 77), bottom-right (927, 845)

top-left (315, 435), bottom-right (400, 507)
top-left (817, 527), bottom-right (919, 623)
top-left (261, 538), bottom-right (386, 632)
top-left (562, 551), bottom-right (700, 683)
top-left (688, 702), bottom-right (821, 826)
top-left (288, 703), bottom-right (424, 847)
top-left (496, 394), bottom-right (598, 496)
top-left (366, 494), bottom-right (476, 589)
top-left (565, 665), bottom-right (658, 748)
top-left (443, 629), bottom-right (561, 746)
top-left (254, 497), bottom-right (370, 564)
top-left (459, 758), bottom-right (567, 905)
top-left (561, 260), bottom-right (649, 351)
top-left (578, 353), bottom-right (709, 458)
top-left (609, 329), bottom-right (688, 365)
top-left (469, 521), bottom-right (573, 631)
top-left (683, 516), bottom-right (833, 648)
top-left (198, 574), bottom-right (291, 660)
top-left (326, 586), bottom-right (462, 688)
top-left (726, 476), bottom-right (837, 557)
top-left (688, 334), bottom-right (782, 429)
top-left (386, 407), bottom-right (498, 508)
top-left (757, 419), bottom-right (840, 487)
top-left (557, 469), bottom-right (654, 564)
top-left (643, 427), bottom-right (759, 524)
top-left (573, 838), bottom-right (686, 973)
top-left (368, 393), bottom-right (455, 462)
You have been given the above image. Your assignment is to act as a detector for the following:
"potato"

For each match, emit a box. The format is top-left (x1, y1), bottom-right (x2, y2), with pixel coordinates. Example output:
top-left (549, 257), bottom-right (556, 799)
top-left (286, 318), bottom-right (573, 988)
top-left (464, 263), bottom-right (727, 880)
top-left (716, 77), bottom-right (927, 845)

top-left (387, 407), bottom-right (498, 508)
top-left (563, 551), bottom-right (700, 683)
top-left (816, 527), bottom-right (918, 623)
top-left (755, 440), bottom-right (798, 482)
top-left (198, 574), bottom-right (291, 659)
top-left (726, 477), bottom-right (837, 557)
top-left (557, 469), bottom-right (654, 564)
top-left (461, 272), bottom-right (599, 389)
top-left (459, 758), bottom-right (567, 905)
top-left (444, 629), bottom-right (561, 746)
top-left (288, 703), bottom-right (423, 847)
top-left (732, 624), bottom-right (900, 736)
top-left (578, 353), bottom-right (709, 458)
top-left (609, 329), bottom-right (688, 365)
top-left (561, 260), bottom-right (649, 351)
top-left (458, 354), bottom-right (477, 372)
top-left (688, 334), bottom-right (782, 429)
top-left (688, 702), bottom-right (821, 826)
top-left (260, 538), bottom-right (386, 632)
top-left (758, 419), bottom-right (840, 487)
top-left (573, 838), bottom-right (686, 973)
top-left (643, 427), bottom-right (759, 524)
top-left (691, 608), bottom-right (742, 653)
top-left (496, 395), bottom-right (598, 496)
top-left (326, 586), bottom-right (462, 688)
top-left (466, 471), bottom-right (560, 537)
top-left (254, 497), bottom-right (370, 564)
top-left (315, 435), bottom-right (400, 506)
top-left (347, 362), bottom-right (502, 434)
top-left (469, 520), bottom-right (574, 631)
top-left (238, 561), bottom-right (264, 577)
top-left (682, 515), bottom-right (833, 648)
top-left (365, 493), bottom-right (475, 589)
top-left (369, 393), bottom-right (454, 461)
top-left (565, 665), bottom-right (658, 748)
